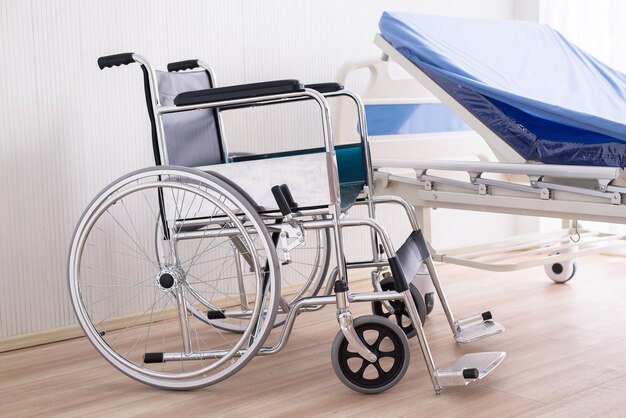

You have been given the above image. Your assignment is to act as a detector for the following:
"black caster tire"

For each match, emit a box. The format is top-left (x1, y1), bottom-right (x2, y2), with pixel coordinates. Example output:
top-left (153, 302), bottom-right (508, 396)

top-left (331, 315), bottom-right (410, 394)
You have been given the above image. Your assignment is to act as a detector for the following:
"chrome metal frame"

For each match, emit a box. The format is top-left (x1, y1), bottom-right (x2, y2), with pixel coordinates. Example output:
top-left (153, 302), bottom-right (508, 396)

top-left (145, 59), bottom-right (444, 384)
top-left (134, 57), bottom-right (378, 361)
top-left (90, 55), bottom-right (506, 394)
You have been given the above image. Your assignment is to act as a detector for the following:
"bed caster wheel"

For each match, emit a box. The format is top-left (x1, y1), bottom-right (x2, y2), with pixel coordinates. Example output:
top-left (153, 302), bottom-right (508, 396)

top-left (371, 274), bottom-right (426, 338)
top-left (545, 260), bottom-right (577, 283)
top-left (331, 315), bottom-right (410, 394)
top-left (544, 245), bottom-right (578, 283)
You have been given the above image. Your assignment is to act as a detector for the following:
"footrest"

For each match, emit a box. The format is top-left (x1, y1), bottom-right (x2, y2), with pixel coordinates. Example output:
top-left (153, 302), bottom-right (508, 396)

top-left (453, 311), bottom-right (504, 343)
top-left (434, 352), bottom-right (506, 387)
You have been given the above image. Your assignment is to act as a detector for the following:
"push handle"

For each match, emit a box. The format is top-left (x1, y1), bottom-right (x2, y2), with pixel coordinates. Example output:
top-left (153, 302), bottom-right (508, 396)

top-left (167, 59), bottom-right (200, 72)
top-left (97, 53), bottom-right (135, 70)
top-left (279, 184), bottom-right (298, 209)
top-left (271, 185), bottom-right (292, 217)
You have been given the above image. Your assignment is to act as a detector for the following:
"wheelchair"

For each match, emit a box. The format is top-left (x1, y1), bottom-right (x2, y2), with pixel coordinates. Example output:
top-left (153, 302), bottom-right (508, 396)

top-left (67, 53), bottom-right (505, 394)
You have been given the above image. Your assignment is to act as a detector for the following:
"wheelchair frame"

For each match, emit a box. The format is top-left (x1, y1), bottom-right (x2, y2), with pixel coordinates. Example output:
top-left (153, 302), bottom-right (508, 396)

top-left (68, 52), bottom-right (506, 395)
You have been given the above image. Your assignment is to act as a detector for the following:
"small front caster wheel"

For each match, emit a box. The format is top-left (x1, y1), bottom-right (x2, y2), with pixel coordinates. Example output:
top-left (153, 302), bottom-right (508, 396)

top-left (331, 315), bottom-right (410, 394)
top-left (371, 275), bottom-right (426, 338)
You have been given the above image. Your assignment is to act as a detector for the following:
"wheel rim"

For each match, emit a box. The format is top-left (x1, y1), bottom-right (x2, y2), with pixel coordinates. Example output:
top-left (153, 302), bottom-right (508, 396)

top-left (68, 167), bottom-right (279, 388)
top-left (336, 321), bottom-right (407, 390)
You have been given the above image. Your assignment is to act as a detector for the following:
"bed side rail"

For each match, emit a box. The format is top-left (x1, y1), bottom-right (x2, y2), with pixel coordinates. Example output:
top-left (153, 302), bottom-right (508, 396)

top-left (373, 158), bottom-right (624, 182)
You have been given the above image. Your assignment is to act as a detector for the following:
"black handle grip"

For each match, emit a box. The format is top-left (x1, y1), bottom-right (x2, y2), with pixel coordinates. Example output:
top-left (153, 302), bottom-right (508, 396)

top-left (271, 185), bottom-right (292, 216)
top-left (279, 184), bottom-right (298, 209)
top-left (98, 53), bottom-right (135, 70)
top-left (168, 59), bottom-right (200, 72)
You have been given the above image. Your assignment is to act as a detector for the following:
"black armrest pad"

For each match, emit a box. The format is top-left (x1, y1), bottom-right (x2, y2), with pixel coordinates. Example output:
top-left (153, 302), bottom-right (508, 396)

top-left (305, 83), bottom-right (344, 94)
top-left (174, 79), bottom-right (304, 106)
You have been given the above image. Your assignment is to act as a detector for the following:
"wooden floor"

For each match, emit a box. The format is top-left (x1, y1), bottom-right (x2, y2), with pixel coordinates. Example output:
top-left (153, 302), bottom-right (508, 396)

top-left (3, 255), bottom-right (626, 417)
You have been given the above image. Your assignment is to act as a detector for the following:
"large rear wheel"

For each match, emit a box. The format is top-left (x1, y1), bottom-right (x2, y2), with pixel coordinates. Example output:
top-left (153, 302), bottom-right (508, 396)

top-left (68, 166), bottom-right (280, 389)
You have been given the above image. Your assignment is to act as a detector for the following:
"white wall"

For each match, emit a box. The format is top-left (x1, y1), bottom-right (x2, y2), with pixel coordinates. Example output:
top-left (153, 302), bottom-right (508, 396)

top-left (0, 0), bottom-right (516, 339)
top-left (540, 0), bottom-right (626, 73)
top-left (515, 0), bottom-right (540, 21)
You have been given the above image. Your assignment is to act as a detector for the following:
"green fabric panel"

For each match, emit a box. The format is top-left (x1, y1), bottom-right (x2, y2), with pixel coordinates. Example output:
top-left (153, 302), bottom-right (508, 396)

top-left (336, 144), bottom-right (366, 184)
top-left (340, 181), bottom-right (365, 211)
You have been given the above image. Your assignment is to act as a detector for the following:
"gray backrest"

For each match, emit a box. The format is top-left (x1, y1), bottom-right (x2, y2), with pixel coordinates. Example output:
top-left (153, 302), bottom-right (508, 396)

top-left (155, 70), bottom-right (222, 167)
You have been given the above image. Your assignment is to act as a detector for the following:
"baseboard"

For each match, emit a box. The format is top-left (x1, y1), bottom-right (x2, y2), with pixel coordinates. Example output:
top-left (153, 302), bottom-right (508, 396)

top-left (0, 268), bottom-right (374, 353)
top-left (0, 325), bottom-right (85, 353)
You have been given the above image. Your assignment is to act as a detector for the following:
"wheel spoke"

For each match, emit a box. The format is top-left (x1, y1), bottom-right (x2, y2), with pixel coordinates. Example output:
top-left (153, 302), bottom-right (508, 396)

top-left (338, 350), bottom-right (364, 360)
top-left (373, 361), bottom-right (388, 378)
top-left (354, 360), bottom-right (369, 379)
top-left (373, 330), bottom-right (387, 349)
top-left (394, 312), bottom-right (405, 326)
top-left (105, 209), bottom-right (158, 271)
top-left (103, 290), bottom-right (171, 345)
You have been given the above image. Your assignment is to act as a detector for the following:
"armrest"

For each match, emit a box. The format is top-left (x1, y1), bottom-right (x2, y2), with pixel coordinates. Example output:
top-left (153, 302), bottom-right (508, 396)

top-left (305, 83), bottom-right (344, 94)
top-left (174, 79), bottom-right (304, 106)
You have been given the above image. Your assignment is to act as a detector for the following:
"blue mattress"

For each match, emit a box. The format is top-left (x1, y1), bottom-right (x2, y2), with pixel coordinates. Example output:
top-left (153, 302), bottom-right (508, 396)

top-left (379, 12), bottom-right (626, 167)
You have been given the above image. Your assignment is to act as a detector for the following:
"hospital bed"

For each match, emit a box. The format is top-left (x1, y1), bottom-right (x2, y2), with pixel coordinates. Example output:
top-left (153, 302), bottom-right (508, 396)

top-left (359, 13), bottom-right (626, 282)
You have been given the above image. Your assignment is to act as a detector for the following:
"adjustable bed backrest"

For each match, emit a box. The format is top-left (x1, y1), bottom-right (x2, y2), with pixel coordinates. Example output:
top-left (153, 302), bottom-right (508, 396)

top-left (375, 13), bottom-right (626, 167)
top-left (142, 65), bottom-right (224, 167)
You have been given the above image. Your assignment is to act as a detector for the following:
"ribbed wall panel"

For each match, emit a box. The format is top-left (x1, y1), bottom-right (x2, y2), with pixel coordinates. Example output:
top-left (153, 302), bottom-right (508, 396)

top-left (0, 0), bottom-right (514, 338)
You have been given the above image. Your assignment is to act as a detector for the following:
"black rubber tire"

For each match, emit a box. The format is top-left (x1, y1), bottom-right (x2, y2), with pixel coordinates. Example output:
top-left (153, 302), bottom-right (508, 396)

top-left (331, 315), bottom-right (410, 394)
top-left (371, 276), bottom-right (426, 338)
top-left (424, 292), bottom-right (435, 316)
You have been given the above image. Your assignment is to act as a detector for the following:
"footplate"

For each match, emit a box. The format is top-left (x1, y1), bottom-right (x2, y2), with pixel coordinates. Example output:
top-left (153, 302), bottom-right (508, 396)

top-left (453, 311), bottom-right (504, 343)
top-left (434, 352), bottom-right (506, 387)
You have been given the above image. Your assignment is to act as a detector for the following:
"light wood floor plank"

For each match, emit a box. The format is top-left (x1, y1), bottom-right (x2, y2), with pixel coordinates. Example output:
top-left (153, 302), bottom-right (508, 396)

top-left (2, 255), bottom-right (626, 417)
